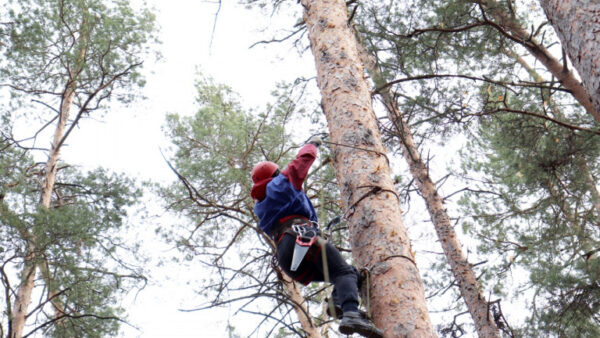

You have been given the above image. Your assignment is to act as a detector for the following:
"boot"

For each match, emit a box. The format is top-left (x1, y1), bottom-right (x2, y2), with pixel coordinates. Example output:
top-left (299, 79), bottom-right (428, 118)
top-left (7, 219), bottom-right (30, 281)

top-left (339, 311), bottom-right (384, 338)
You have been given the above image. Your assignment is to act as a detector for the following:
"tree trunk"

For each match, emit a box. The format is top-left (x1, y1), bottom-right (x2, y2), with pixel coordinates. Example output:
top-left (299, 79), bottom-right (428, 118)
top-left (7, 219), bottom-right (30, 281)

top-left (41, 87), bottom-right (75, 208)
top-left (539, 0), bottom-right (600, 119)
top-left (473, 0), bottom-right (600, 123)
top-left (280, 273), bottom-right (322, 338)
top-left (356, 39), bottom-right (501, 337)
top-left (581, 163), bottom-right (600, 218)
top-left (262, 230), bottom-right (322, 337)
top-left (9, 245), bottom-right (37, 338)
top-left (300, 0), bottom-right (435, 336)
top-left (10, 85), bottom-right (75, 338)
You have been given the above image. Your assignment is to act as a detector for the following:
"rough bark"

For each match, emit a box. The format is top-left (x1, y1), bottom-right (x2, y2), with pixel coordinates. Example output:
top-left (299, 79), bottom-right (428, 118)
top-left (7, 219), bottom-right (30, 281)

top-left (539, 0), bottom-right (600, 120)
top-left (356, 40), bottom-right (501, 337)
top-left (473, 0), bottom-right (600, 123)
top-left (300, 0), bottom-right (435, 336)
top-left (281, 272), bottom-right (323, 337)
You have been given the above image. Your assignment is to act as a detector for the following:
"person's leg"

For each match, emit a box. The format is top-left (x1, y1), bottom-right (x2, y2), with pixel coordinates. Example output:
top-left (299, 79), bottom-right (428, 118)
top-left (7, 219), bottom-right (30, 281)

top-left (317, 241), bottom-right (384, 338)
top-left (280, 236), bottom-right (360, 311)
top-left (319, 241), bottom-right (359, 313)
top-left (277, 234), bottom-right (383, 337)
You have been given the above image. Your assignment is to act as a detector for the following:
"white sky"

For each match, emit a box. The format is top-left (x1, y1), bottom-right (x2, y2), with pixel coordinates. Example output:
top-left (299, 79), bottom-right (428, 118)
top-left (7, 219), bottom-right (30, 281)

top-left (66, 0), bottom-right (313, 180)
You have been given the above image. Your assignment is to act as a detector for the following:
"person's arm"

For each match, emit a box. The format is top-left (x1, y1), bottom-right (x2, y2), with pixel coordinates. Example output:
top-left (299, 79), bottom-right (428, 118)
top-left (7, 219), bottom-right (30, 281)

top-left (281, 143), bottom-right (317, 190)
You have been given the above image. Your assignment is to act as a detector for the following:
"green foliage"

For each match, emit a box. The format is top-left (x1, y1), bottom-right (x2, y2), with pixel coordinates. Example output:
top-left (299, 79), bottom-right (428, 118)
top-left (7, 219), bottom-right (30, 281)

top-left (0, 0), bottom-right (158, 112)
top-left (0, 147), bottom-right (145, 336)
top-left (162, 76), bottom-right (289, 239)
top-left (1, 173), bottom-right (143, 336)
top-left (159, 74), bottom-right (344, 336)
top-left (458, 90), bottom-right (600, 335)
top-left (355, 0), bottom-right (573, 143)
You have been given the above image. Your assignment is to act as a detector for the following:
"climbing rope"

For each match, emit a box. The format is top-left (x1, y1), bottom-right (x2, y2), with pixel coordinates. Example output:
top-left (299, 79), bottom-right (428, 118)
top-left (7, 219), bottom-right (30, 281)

top-left (318, 236), bottom-right (337, 321)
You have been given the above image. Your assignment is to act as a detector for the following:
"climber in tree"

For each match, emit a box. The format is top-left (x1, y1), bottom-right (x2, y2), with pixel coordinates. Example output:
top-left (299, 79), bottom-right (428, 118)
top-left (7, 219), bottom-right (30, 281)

top-left (250, 136), bottom-right (384, 338)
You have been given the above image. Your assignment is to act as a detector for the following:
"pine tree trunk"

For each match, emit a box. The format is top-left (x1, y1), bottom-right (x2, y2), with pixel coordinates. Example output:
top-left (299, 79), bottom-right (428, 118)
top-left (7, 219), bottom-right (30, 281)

top-left (9, 245), bottom-right (37, 338)
top-left (264, 231), bottom-right (321, 337)
top-left (473, 0), bottom-right (600, 123)
top-left (300, 0), bottom-right (435, 336)
top-left (385, 103), bottom-right (501, 338)
top-left (41, 87), bottom-right (75, 208)
top-left (386, 105), bottom-right (500, 337)
top-left (10, 86), bottom-right (75, 338)
top-left (355, 40), bottom-right (501, 337)
top-left (281, 273), bottom-right (322, 337)
top-left (539, 0), bottom-right (600, 119)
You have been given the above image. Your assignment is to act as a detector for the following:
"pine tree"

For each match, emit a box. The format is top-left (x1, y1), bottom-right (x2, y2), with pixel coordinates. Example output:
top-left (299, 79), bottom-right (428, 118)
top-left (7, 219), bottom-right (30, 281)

top-left (1, 118), bottom-right (147, 337)
top-left (354, 31), bottom-right (501, 337)
top-left (0, 0), bottom-right (157, 336)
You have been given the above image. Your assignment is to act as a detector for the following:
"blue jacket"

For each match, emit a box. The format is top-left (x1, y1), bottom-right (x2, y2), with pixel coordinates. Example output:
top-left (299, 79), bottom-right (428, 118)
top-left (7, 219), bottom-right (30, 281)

top-left (252, 144), bottom-right (319, 235)
top-left (254, 174), bottom-right (318, 235)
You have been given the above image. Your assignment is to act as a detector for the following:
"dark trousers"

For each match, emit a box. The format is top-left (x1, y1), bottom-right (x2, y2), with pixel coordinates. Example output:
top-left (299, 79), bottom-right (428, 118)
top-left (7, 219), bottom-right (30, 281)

top-left (277, 233), bottom-right (359, 312)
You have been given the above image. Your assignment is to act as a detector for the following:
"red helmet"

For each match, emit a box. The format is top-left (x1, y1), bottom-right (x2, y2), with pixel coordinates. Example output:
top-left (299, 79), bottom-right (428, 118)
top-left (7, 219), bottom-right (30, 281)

top-left (251, 161), bottom-right (279, 183)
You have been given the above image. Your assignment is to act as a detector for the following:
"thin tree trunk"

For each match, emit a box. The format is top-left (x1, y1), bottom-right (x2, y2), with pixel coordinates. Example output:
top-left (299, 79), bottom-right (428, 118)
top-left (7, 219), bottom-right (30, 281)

top-left (263, 231), bottom-right (322, 337)
top-left (356, 38), bottom-right (501, 337)
top-left (300, 0), bottom-right (435, 336)
top-left (9, 245), bottom-right (36, 338)
top-left (41, 87), bottom-right (75, 209)
top-left (544, 179), bottom-right (595, 258)
top-left (581, 163), bottom-right (600, 218)
top-left (10, 81), bottom-right (76, 338)
top-left (319, 286), bottom-right (334, 337)
top-left (280, 273), bottom-right (322, 338)
top-left (539, 0), bottom-right (600, 118)
top-left (508, 48), bottom-right (600, 219)
top-left (38, 260), bottom-right (66, 321)
top-left (473, 0), bottom-right (600, 123)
